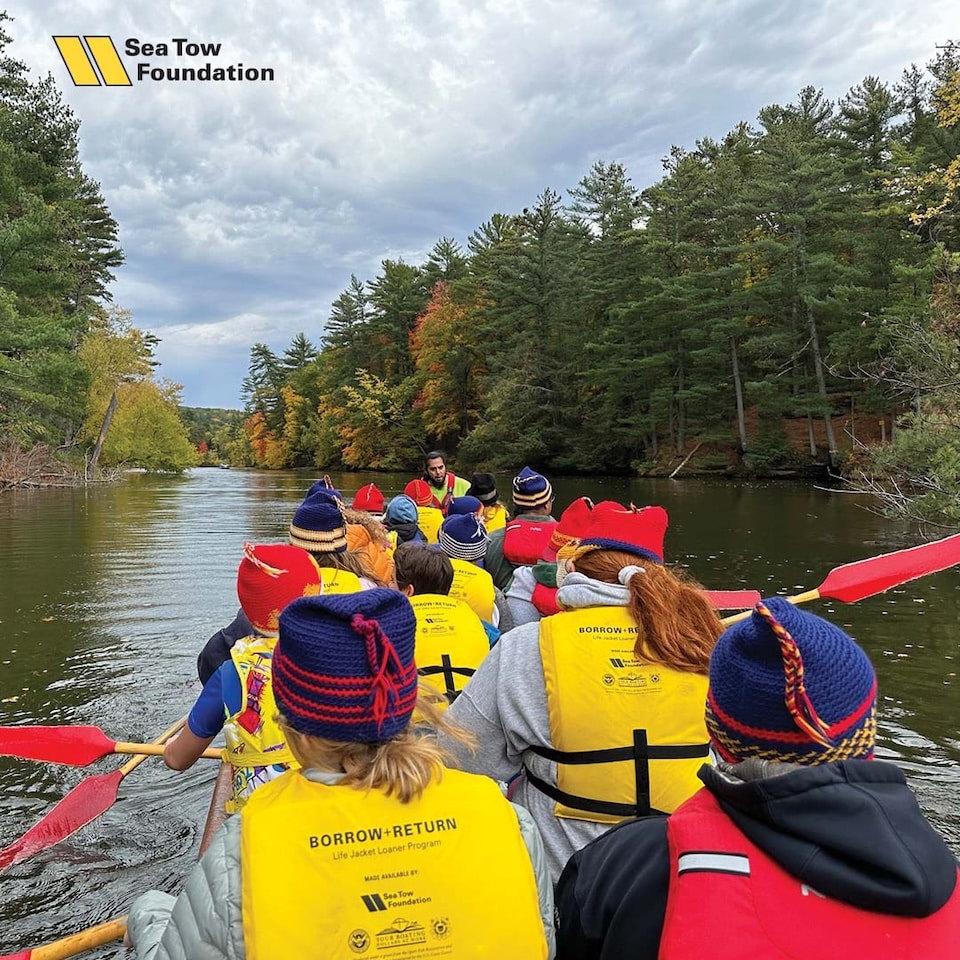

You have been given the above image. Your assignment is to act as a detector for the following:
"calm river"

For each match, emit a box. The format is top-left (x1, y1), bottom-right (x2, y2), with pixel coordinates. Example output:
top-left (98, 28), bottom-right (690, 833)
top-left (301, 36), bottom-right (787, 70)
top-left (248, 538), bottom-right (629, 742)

top-left (0, 468), bottom-right (958, 955)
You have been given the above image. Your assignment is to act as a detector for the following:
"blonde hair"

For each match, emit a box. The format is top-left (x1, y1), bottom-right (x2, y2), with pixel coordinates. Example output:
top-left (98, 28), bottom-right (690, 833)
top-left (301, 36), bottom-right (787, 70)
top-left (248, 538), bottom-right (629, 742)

top-left (572, 550), bottom-right (722, 674)
top-left (278, 685), bottom-right (474, 804)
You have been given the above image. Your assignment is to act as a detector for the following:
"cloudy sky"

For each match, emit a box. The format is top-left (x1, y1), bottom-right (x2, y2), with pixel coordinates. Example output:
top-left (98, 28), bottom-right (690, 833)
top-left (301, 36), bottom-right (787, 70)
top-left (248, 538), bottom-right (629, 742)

top-left (7, 1), bottom-right (958, 408)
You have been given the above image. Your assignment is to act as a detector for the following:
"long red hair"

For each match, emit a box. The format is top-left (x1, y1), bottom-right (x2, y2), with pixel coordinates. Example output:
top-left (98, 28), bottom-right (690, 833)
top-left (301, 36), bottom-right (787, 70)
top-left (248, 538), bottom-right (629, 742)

top-left (571, 550), bottom-right (721, 673)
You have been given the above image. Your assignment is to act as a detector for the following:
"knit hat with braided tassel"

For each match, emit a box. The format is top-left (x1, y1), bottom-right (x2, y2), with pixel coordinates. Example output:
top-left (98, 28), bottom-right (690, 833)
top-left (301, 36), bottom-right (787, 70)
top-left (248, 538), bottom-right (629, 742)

top-left (273, 589), bottom-right (419, 742)
top-left (705, 596), bottom-right (877, 764)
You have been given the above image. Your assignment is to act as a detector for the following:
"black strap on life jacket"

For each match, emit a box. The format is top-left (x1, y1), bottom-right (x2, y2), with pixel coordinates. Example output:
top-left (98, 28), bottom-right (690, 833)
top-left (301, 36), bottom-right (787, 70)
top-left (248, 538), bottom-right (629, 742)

top-left (418, 654), bottom-right (475, 702)
top-left (524, 729), bottom-right (709, 817)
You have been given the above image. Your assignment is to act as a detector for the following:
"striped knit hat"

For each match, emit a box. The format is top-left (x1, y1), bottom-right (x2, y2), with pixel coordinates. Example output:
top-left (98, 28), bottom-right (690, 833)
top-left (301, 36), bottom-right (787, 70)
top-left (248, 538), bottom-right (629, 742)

top-left (274, 589), bottom-right (419, 741)
top-left (236, 543), bottom-right (324, 635)
top-left (289, 490), bottom-right (348, 554)
top-left (706, 597), bottom-right (877, 765)
top-left (512, 466), bottom-right (553, 510)
top-left (438, 513), bottom-right (489, 562)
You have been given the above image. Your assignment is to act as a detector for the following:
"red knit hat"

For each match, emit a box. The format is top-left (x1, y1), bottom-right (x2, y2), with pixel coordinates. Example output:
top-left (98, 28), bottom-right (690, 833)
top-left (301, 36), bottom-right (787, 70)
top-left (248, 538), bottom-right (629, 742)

top-left (236, 543), bottom-right (323, 635)
top-left (404, 478), bottom-right (437, 507)
top-left (569, 505), bottom-right (669, 565)
top-left (542, 496), bottom-right (595, 561)
top-left (353, 483), bottom-right (385, 513)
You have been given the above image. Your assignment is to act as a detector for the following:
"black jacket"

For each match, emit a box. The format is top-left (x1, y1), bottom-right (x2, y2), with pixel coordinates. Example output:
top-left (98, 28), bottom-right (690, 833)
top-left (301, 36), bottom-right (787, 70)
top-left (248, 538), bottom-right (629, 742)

top-left (555, 759), bottom-right (959, 960)
top-left (196, 607), bottom-right (254, 684)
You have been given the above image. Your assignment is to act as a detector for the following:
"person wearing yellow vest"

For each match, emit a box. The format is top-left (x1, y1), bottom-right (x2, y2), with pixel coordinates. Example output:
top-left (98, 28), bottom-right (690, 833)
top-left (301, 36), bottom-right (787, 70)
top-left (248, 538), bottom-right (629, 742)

top-left (466, 472), bottom-right (508, 532)
top-left (393, 542), bottom-right (493, 704)
top-left (163, 543), bottom-right (323, 811)
top-left (423, 449), bottom-right (471, 511)
top-left (404, 479), bottom-right (445, 543)
top-left (289, 488), bottom-right (385, 588)
top-left (436, 512), bottom-right (515, 635)
top-left (195, 487), bottom-right (378, 685)
top-left (345, 484), bottom-right (395, 587)
top-left (127, 589), bottom-right (555, 959)
top-left (555, 599), bottom-right (960, 960)
top-left (441, 504), bottom-right (725, 882)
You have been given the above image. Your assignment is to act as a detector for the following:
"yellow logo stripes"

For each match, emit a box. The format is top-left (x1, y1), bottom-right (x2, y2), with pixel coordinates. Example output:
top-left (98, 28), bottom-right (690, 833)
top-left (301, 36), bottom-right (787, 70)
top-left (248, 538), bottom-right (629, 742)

top-left (53, 36), bottom-right (131, 87)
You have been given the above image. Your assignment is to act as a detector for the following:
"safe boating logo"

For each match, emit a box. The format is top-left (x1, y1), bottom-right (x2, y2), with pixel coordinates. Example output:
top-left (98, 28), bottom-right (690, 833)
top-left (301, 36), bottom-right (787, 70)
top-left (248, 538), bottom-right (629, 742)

top-left (52, 35), bottom-right (276, 87)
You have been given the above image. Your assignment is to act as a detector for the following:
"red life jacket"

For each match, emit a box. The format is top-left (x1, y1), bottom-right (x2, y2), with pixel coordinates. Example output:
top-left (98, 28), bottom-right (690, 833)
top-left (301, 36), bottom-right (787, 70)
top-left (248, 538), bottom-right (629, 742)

top-left (531, 581), bottom-right (560, 616)
top-left (503, 519), bottom-right (558, 566)
top-left (659, 788), bottom-right (960, 960)
top-left (424, 472), bottom-right (456, 513)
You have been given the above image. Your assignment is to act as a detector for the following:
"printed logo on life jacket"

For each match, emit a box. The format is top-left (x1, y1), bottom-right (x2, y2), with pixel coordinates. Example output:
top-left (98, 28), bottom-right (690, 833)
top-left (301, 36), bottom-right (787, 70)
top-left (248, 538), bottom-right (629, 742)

top-left (609, 657), bottom-right (642, 668)
top-left (348, 928), bottom-right (370, 953)
top-left (431, 917), bottom-right (451, 939)
top-left (376, 918), bottom-right (427, 950)
top-left (361, 893), bottom-right (388, 912)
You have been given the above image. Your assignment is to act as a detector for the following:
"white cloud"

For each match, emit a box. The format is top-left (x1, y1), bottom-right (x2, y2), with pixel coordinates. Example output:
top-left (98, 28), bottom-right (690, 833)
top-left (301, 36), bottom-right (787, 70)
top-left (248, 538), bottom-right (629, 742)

top-left (7, 0), bottom-right (958, 406)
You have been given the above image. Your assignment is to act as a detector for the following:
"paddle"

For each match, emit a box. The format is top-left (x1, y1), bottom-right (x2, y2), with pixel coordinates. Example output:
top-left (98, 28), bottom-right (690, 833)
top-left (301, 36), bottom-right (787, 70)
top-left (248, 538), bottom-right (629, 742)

top-left (0, 915), bottom-right (126, 960)
top-left (0, 717), bottom-right (185, 873)
top-left (721, 531), bottom-right (960, 626)
top-left (0, 726), bottom-right (222, 766)
top-left (702, 590), bottom-right (761, 610)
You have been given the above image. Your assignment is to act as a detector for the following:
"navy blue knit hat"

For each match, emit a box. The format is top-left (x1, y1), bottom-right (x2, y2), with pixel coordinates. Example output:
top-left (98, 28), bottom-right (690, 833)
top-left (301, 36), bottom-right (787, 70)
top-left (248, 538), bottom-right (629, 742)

top-left (438, 513), bottom-right (489, 562)
top-left (706, 597), bottom-right (877, 764)
top-left (274, 589), bottom-right (419, 741)
top-left (512, 466), bottom-right (553, 510)
top-left (307, 475), bottom-right (342, 500)
top-left (385, 494), bottom-right (418, 526)
top-left (289, 490), bottom-right (348, 554)
top-left (447, 495), bottom-right (482, 517)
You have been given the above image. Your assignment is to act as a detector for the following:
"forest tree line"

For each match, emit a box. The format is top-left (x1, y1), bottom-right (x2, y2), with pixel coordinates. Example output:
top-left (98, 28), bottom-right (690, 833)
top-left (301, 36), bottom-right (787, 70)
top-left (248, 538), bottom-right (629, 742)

top-left (0, 13), bottom-right (196, 480)
top-left (220, 43), bottom-right (960, 521)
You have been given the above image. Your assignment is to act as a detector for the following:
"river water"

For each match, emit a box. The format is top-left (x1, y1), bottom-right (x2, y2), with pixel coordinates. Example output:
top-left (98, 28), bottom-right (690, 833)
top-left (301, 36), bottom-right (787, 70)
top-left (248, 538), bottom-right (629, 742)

top-left (0, 468), bottom-right (957, 955)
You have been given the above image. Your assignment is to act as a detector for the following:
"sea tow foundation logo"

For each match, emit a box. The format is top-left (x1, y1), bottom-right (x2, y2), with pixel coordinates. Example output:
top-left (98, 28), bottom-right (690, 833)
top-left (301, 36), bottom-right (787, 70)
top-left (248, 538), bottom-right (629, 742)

top-left (53, 36), bottom-right (130, 86)
top-left (52, 36), bottom-right (275, 87)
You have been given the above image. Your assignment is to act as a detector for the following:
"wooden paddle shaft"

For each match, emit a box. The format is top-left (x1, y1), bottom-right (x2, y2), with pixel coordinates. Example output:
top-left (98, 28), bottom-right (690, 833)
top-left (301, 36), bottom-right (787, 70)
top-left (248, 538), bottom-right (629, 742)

top-left (26, 916), bottom-right (126, 960)
top-left (114, 742), bottom-right (222, 760)
top-left (721, 589), bottom-right (822, 626)
top-left (118, 717), bottom-right (187, 775)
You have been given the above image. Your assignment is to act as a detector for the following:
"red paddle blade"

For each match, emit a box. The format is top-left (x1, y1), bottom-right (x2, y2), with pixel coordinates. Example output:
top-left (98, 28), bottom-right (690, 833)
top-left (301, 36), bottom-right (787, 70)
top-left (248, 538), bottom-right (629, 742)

top-left (817, 532), bottom-right (960, 603)
top-left (0, 769), bottom-right (122, 873)
top-left (703, 590), bottom-right (761, 610)
top-left (0, 726), bottom-right (116, 766)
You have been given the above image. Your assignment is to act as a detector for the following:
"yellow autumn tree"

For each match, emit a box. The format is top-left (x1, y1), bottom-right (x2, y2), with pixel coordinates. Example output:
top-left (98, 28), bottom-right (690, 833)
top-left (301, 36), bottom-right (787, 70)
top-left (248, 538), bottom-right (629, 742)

top-left (78, 308), bottom-right (197, 473)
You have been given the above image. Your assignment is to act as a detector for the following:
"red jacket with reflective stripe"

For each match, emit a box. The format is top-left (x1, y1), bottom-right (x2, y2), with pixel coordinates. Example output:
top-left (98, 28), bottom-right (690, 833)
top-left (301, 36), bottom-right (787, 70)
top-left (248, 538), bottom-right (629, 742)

top-left (660, 788), bottom-right (960, 960)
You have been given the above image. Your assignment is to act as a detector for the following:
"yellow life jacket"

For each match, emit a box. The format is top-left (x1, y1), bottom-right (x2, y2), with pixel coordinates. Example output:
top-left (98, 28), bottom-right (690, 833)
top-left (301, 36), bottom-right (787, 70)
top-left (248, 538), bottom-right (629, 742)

top-left (410, 594), bottom-right (490, 705)
top-left (415, 505), bottom-right (444, 544)
top-left (448, 558), bottom-right (496, 623)
top-left (531, 606), bottom-right (710, 824)
top-left (317, 568), bottom-right (363, 594)
top-left (225, 635), bottom-right (299, 812)
top-left (481, 502), bottom-right (507, 533)
top-left (240, 768), bottom-right (547, 960)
